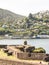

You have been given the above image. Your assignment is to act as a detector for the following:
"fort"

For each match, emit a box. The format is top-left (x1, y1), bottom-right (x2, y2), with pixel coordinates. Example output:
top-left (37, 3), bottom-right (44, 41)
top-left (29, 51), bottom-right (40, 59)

top-left (0, 41), bottom-right (49, 65)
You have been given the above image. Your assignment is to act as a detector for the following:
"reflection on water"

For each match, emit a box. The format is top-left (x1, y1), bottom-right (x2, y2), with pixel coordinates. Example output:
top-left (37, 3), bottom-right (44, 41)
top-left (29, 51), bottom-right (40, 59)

top-left (0, 39), bottom-right (49, 53)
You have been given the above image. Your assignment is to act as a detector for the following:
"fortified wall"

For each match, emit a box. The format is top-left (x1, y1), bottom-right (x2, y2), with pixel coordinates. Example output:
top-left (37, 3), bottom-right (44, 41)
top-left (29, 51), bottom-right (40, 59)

top-left (7, 45), bottom-right (49, 61)
top-left (0, 41), bottom-right (49, 65)
top-left (7, 41), bottom-right (49, 61)
top-left (0, 59), bottom-right (37, 65)
top-left (0, 59), bottom-right (48, 65)
top-left (0, 44), bottom-right (48, 65)
top-left (17, 52), bottom-right (46, 60)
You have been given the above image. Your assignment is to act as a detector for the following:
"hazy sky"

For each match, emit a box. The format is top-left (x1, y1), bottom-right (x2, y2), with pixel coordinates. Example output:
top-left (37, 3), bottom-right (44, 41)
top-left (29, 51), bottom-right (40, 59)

top-left (0, 0), bottom-right (49, 16)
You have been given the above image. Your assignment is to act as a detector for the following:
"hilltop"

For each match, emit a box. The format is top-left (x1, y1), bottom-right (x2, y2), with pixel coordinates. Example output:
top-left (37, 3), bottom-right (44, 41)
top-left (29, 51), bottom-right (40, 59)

top-left (0, 8), bottom-right (25, 22)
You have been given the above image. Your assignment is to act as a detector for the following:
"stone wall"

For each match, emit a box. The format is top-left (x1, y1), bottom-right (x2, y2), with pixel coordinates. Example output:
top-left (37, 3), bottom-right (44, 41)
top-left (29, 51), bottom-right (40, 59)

top-left (17, 52), bottom-right (46, 60)
top-left (0, 59), bottom-right (44, 65)
top-left (7, 46), bottom-right (18, 57)
top-left (7, 46), bottom-right (49, 61)
top-left (0, 59), bottom-right (32, 65)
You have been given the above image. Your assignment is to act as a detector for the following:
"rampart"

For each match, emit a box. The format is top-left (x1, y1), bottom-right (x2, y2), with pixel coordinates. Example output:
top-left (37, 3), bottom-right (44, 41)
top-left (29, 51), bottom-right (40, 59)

top-left (7, 45), bottom-right (49, 61)
top-left (0, 59), bottom-right (48, 65)
top-left (17, 52), bottom-right (46, 60)
top-left (0, 45), bottom-right (48, 65)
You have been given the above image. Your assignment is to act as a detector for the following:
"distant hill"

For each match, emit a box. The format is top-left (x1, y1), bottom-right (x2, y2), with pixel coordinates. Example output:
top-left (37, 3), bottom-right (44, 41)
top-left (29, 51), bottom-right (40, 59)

top-left (0, 8), bottom-right (25, 23)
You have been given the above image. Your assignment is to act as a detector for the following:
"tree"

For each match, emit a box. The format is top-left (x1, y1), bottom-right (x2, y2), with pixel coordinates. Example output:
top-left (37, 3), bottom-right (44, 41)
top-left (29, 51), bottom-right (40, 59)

top-left (28, 13), bottom-right (33, 19)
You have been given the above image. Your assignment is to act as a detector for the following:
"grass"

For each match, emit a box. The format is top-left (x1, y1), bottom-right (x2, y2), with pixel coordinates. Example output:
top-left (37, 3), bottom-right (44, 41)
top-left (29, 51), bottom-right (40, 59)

top-left (0, 49), bottom-right (16, 60)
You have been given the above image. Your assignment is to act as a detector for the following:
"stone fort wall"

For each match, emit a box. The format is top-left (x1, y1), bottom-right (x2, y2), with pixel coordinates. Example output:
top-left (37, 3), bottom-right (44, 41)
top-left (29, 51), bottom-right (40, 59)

top-left (7, 46), bottom-right (49, 61)
top-left (0, 59), bottom-right (45, 65)
top-left (17, 52), bottom-right (46, 60)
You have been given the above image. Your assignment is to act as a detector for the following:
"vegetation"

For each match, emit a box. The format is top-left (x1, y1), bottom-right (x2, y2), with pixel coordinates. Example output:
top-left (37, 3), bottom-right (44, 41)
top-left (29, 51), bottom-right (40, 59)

top-left (33, 47), bottom-right (46, 53)
top-left (0, 49), bottom-right (16, 60)
top-left (0, 9), bottom-right (49, 38)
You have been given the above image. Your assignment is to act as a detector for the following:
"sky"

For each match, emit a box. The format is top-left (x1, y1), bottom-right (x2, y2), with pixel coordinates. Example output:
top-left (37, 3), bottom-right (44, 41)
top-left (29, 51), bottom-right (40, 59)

top-left (0, 0), bottom-right (49, 16)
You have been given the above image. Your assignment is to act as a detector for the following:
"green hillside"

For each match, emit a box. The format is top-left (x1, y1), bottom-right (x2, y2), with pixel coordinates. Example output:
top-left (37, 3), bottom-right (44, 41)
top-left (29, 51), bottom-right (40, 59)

top-left (0, 9), bottom-right (49, 39)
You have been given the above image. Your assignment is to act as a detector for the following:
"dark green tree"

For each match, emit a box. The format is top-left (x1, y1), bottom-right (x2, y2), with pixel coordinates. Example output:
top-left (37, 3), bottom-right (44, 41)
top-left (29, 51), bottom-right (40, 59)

top-left (28, 13), bottom-right (33, 19)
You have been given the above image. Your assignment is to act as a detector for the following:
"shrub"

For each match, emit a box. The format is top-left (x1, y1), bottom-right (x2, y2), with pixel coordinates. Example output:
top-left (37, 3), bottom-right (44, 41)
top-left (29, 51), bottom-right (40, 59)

top-left (33, 47), bottom-right (46, 53)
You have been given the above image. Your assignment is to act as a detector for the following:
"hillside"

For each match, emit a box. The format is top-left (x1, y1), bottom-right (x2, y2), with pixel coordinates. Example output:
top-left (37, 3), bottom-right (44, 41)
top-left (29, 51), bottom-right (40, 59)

top-left (28, 10), bottom-right (49, 21)
top-left (0, 9), bottom-right (49, 39)
top-left (0, 8), bottom-right (25, 22)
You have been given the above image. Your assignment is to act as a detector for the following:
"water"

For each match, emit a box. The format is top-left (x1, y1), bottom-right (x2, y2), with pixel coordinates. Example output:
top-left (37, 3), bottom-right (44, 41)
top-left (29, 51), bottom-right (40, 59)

top-left (0, 39), bottom-right (49, 53)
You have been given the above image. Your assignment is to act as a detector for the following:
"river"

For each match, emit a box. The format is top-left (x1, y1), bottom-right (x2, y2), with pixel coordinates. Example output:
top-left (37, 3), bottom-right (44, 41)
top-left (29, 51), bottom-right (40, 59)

top-left (0, 39), bottom-right (49, 53)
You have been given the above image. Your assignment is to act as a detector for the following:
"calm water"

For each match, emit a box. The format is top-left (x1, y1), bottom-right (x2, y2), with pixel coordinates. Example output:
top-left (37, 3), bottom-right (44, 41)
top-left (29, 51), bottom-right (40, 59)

top-left (0, 39), bottom-right (49, 53)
